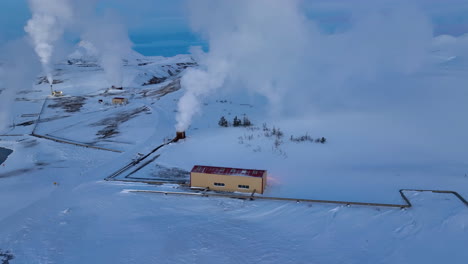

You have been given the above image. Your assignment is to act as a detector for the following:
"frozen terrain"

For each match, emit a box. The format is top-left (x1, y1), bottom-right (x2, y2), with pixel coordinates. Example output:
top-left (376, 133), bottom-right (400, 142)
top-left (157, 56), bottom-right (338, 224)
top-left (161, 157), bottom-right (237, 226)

top-left (0, 35), bottom-right (468, 263)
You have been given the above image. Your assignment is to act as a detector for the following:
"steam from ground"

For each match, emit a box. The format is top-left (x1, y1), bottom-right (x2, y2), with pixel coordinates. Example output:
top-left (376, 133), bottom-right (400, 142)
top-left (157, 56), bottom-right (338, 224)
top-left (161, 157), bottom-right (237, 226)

top-left (24, 0), bottom-right (133, 88)
top-left (176, 0), bottom-right (433, 131)
top-left (0, 38), bottom-right (40, 132)
top-left (24, 0), bottom-right (73, 84)
top-left (81, 11), bottom-right (133, 87)
top-left (2, 1), bottom-right (133, 132)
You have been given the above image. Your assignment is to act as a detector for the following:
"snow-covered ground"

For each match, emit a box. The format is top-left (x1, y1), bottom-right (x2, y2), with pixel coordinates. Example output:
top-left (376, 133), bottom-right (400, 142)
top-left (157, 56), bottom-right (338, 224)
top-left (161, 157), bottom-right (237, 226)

top-left (1, 36), bottom-right (468, 263)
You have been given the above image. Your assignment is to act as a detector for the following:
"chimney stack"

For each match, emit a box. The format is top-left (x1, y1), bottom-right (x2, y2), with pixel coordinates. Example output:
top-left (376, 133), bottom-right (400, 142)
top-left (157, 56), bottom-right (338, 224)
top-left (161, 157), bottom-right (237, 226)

top-left (175, 131), bottom-right (186, 142)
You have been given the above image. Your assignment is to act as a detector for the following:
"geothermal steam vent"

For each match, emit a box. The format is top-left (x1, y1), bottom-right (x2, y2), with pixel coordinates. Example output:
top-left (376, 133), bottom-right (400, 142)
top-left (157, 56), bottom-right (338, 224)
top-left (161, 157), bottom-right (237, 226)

top-left (175, 131), bottom-right (186, 141)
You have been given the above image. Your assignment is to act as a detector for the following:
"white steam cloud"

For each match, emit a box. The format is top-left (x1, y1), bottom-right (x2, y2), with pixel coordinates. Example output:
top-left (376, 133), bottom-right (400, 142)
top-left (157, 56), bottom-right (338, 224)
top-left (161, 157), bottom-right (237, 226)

top-left (176, 0), bottom-right (433, 131)
top-left (0, 39), bottom-right (40, 133)
top-left (24, 0), bottom-right (132, 88)
top-left (24, 0), bottom-right (73, 84)
top-left (81, 11), bottom-right (133, 87)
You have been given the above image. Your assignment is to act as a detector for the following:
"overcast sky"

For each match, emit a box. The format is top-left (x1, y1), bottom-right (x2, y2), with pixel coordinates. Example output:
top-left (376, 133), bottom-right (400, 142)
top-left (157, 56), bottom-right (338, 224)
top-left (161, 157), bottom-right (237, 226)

top-left (0, 0), bottom-right (187, 42)
top-left (1, 0), bottom-right (468, 40)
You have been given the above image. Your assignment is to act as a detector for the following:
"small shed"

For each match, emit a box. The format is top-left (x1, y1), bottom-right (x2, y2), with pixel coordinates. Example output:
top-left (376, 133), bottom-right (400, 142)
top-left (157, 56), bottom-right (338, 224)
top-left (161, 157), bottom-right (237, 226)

top-left (112, 97), bottom-right (128, 105)
top-left (190, 165), bottom-right (267, 194)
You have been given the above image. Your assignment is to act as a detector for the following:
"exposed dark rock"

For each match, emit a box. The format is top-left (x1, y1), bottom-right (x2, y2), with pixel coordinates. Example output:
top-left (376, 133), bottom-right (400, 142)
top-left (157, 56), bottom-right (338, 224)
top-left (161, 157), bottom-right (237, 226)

top-left (142, 76), bottom-right (167, 86)
top-left (140, 79), bottom-right (181, 99)
top-left (151, 165), bottom-right (190, 180)
top-left (14, 115), bottom-right (71, 127)
top-left (92, 106), bottom-right (149, 139)
top-left (0, 250), bottom-right (14, 264)
top-left (48, 96), bottom-right (87, 113)
top-left (36, 76), bottom-right (64, 85)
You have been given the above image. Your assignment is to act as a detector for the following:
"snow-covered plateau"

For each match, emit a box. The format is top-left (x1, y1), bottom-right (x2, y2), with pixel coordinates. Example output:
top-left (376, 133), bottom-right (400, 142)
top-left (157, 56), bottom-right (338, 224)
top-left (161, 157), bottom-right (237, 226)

top-left (1, 37), bottom-right (468, 263)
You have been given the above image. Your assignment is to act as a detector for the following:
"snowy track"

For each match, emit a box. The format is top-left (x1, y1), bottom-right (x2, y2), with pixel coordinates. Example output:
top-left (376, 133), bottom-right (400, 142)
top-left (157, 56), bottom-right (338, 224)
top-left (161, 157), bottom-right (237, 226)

top-left (105, 139), bottom-right (176, 181)
top-left (30, 133), bottom-right (123, 153)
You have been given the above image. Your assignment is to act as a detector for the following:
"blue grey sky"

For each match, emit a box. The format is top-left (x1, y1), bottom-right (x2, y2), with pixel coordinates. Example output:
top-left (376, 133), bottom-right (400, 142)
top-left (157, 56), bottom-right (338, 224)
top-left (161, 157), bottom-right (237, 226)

top-left (1, 0), bottom-right (467, 56)
top-left (0, 0), bottom-right (200, 56)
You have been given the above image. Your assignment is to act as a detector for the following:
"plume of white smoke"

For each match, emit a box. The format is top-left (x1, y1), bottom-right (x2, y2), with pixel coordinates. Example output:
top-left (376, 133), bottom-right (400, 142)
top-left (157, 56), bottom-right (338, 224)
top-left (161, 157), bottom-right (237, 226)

top-left (176, 47), bottom-right (230, 131)
top-left (175, 0), bottom-right (433, 131)
top-left (24, 0), bottom-right (132, 88)
top-left (24, 0), bottom-right (73, 84)
top-left (176, 0), bottom-right (312, 131)
top-left (81, 11), bottom-right (133, 87)
top-left (0, 38), bottom-right (40, 132)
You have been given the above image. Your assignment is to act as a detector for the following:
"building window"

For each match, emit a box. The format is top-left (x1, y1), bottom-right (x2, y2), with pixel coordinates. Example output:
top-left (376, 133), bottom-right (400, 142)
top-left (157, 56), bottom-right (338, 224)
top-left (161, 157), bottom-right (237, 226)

top-left (214, 182), bottom-right (225, 187)
top-left (238, 184), bottom-right (250, 189)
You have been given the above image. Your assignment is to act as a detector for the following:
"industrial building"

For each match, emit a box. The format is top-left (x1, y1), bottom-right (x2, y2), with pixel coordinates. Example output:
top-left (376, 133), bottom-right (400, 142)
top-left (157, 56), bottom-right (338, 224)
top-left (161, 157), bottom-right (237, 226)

top-left (112, 97), bottom-right (128, 105)
top-left (190, 165), bottom-right (267, 194)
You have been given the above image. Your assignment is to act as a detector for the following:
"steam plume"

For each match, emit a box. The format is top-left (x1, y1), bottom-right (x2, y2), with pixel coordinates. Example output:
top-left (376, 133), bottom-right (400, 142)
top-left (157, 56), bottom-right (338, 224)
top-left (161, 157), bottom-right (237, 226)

top-left (81, 11), bottom-right (133, 87)
top-left (176, 0), bottom-right (433, 131)
top-left (24, 0), bottom-right (73, 84)
top-left (0, 39), bottom-right (40, 132)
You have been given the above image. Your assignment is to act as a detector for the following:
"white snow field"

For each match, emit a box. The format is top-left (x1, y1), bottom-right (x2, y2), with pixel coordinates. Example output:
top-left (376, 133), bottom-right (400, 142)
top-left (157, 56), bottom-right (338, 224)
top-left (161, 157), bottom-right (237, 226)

top-left (1, 37), bottom-right (468, 263)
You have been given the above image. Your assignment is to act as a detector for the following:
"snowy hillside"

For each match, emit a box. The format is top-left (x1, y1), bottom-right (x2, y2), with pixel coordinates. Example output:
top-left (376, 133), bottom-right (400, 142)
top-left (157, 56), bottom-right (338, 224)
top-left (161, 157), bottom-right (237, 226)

top-left (0, 37), bottom-right (468, 264)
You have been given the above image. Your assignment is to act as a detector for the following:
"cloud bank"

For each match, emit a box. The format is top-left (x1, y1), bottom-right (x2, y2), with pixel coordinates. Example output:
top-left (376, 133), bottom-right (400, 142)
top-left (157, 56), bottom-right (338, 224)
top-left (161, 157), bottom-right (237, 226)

top-left (176, 0), bottom-right (434, 131)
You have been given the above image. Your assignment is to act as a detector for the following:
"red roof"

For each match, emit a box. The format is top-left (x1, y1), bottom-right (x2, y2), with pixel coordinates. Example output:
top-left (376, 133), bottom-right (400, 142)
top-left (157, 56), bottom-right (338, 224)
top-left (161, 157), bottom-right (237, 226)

top-left (191, 165), bottom-right (265, 178)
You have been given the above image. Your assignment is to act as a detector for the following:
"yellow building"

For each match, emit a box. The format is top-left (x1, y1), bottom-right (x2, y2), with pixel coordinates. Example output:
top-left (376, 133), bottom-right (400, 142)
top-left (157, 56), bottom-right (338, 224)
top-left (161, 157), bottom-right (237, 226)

top-left (112, 97), bottom-right (128, 105)
top-left (190, 165), bottom-right (267, 194)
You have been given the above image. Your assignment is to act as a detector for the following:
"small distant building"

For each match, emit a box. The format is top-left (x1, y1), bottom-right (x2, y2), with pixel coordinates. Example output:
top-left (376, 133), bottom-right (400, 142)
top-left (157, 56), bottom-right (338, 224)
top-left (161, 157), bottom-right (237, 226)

top-left (52, 90), bottom-right (63, 97)
top-left (112, 97), bottom-right (128, 105)
top-left (190, 165), bottom-right (267, 194)
top-left (174, 131), bottom-right (186, 141)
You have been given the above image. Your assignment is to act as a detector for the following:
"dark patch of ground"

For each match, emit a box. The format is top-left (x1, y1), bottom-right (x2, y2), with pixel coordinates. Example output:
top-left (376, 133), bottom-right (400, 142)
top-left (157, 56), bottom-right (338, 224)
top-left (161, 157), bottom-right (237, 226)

top-left (0, 147), bottom-right (13, 166)
top-left (14, 97), bottom-right (43, 102)
top-left (140, 79), bottom-right (181, 99)
top-left (151, 165), bottom-right (190, 180)
top-left (142, 76), bottom-right (167, 86)
top-left (48, 96), bottom-right (87, 113)
top-left (37, 76), bottom-right (65, 85)
top-left (0, 250), bottom-right (14, 264)
top-left (92, 106), bottom-right (149, 139)
top-left (21, 139), bottom-right (39, 148)
top-left (0, 168), bottom-right (34, 178)
top-left (176, 62), bottom-right (197, 69)
top-left (14, 115), bottom-right (70, 127)
top-left (67, 59), bottom-right (99, 68)
top-left (16, 90), bottom-right (42, 95)
top-left (138, 62), bottom-right (152, 66)
top-left (35, 161), bottom-right (49, 167)
top-left (15, 120), bottom-right (35, 127)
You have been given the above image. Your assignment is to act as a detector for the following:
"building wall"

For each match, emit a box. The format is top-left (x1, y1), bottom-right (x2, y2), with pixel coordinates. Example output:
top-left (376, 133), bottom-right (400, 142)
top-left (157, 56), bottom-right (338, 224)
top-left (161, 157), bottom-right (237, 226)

top-left (191, 172), bottom-right (265, 194)
top-left (112, 98), bottom-right (127, 104)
